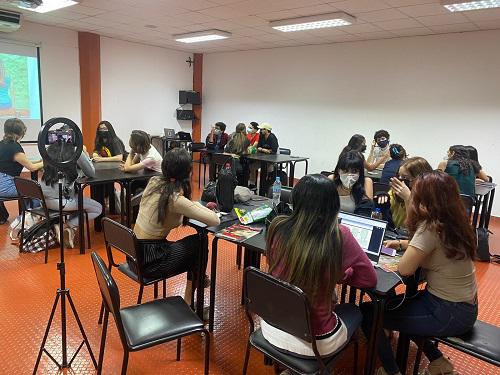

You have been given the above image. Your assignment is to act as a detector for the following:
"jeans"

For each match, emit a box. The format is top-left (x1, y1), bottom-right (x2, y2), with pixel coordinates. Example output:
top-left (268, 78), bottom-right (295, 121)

top-left (45, 197), bottom-right (102, 228)
top-left (361, 289), bottom-right (478, 375)
top-left (0, 173), bottom-right (18, 197)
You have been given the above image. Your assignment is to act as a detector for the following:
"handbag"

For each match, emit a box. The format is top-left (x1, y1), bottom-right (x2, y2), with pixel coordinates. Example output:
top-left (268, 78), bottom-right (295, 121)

top-left (201, 181), bottom-right (217, 202)
top-left (22, 226), bottom-right (58, 253)
top-left (216, 162), bottom-right (237, 213)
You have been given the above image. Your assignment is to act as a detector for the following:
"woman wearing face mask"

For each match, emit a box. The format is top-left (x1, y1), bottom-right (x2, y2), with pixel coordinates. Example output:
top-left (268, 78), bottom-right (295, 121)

top-left (92, 121), bottom-right (126, 162)
top-left (437, 145), bottom-right (479, 196)
top-left (330, 151), bottom-right (373, 213)
top-left (378, 157), bottom-right (433, 237)
top-left (367, 129), bottom-right (391, 168)
top-left (341, 134), bottom-right (386, 172)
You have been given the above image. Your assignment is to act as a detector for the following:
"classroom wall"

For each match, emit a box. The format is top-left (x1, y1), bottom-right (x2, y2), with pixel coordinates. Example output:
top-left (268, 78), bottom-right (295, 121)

top-left (203, 29), bottom-right (500, 216)
top-left (100, 37), bottom-right (193, 145)
top-left (2, 21), bottom-right (81, 156)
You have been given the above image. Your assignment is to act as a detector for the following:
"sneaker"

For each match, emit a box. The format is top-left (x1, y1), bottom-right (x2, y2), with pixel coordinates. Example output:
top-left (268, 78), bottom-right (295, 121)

top-left (63, 227), bottom-right (75, 249)
top-left (422, 357), bottom-right (457, 375)
top-left (53, 224), bottom-right (61, 243)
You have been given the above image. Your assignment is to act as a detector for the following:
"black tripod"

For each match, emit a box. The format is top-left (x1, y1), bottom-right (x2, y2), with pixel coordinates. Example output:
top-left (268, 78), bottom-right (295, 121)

top-left (33, 172), bottom-right (97, 374)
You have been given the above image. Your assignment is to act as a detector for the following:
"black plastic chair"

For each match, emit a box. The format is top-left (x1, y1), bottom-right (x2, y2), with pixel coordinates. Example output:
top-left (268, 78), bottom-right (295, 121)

top-left (242, 267), bottom-right (360, 375)
top-left (91, 252), bottom-right (210, 375)
top-left (14, 176), bottom-right (90, 263)
top-left (412, 320), bottom-right (500, 374)
top-left (460, 193), bottom-right (475, 221)
top-left (98, 217), bottom-right (167, 324)
top-left (320, 171), bottom-right (333, 177)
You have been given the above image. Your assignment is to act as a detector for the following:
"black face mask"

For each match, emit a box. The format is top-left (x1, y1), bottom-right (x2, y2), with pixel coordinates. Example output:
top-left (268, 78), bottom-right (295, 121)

top-left (377, 139), bottom-right (389, 148)
top-left (360, 145), bottom-right (367, 153)
top-left (400, 178), bottom-right (411, 189)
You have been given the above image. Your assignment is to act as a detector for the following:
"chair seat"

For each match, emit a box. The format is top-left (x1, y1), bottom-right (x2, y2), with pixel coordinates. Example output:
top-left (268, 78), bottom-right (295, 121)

top-left (120, 296), bottom-right (204, 351)
top-left (436, 320), bottom-right (500, 366)
top-left (250, 303), bottom-right (361, 375)
top-left (117, 262), bottom-right (164, 285)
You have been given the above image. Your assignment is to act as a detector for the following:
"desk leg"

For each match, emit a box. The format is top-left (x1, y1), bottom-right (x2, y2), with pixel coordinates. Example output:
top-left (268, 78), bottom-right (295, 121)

top-left (479, 191), bottom-right (490, 228)
top-left (289, 162), bottom-right (295, 187)
top-left (125, 181), bottom-right (132, 228)
top-left (472, 196), bottom-right (481, 228)
top-left (365, 297), bottom-right (385, 375)
top-left (485, 188), bottom-right (495, 229)
top-left (259, 161), bottom-right (268, 196)
top-left (195, 229), bottom-right (206, 321)
top-left (209, 237), bottom-right (219, 332)
top-left (77, 184), bottom-right (85, 255)
top-left (120, 183), bottom-right (125, 225)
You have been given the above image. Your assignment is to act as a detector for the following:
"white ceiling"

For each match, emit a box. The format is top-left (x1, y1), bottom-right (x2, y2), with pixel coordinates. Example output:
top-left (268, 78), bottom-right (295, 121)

top-left (2, 0), bottom-right (500, 53)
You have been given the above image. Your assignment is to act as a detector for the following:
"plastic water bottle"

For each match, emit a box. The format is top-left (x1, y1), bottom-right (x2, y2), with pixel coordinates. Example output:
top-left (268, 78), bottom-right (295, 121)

top-left (272, 176), bottom-right (282, 207)
top-left (371, 207), bottom-right (383, 220)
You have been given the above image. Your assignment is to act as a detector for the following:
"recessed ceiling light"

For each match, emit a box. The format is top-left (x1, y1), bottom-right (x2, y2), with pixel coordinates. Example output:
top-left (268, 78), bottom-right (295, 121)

top-left (270, 12), bottom-right (355, 32)
top-left (18, 0), bottom-right (78, 13)
top-left (442, 0), bottom-right (500, 11)
top-left (174, 29), bottom-right (231, 43)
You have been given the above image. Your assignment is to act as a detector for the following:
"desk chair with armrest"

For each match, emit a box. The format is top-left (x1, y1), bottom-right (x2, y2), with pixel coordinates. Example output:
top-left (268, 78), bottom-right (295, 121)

top-left (14, 176), bottom-right (91, 264)
top-left (242, 267), bottom-right (361, 375)
top-left (91, 252), bottom-right (210, 375)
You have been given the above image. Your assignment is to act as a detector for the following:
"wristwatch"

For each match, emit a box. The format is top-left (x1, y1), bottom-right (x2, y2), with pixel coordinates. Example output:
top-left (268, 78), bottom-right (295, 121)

top-left (398, 239), bottom-right (403, 252)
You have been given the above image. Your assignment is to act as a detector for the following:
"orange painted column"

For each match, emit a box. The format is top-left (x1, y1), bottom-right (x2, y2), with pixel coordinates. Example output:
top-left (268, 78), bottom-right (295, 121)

top-left (78, 32), bottom-right (101, 151)
top-left (192, 53), bottom-right (203, 143)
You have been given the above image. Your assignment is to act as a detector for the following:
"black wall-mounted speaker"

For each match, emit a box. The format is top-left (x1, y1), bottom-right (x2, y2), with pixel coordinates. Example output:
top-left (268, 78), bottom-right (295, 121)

top-left (176, 109), bottom-right (195, 120)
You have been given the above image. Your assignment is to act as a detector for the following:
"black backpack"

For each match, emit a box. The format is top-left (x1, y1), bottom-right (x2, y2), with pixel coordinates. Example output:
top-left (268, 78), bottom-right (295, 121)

top-left (476, 228), bottom-right (492, 262)
top-left (216, 162), bottom-right (237, 213)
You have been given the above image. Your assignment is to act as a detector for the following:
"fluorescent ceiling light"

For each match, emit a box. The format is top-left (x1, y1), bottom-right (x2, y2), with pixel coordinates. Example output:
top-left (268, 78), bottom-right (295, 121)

top-left (442, 0), bottom-right (500, 11)
top-left (19, 0), bottom-right (78, 13)
top-left (174, 30), bottom-right (231, 43)
top-left (270, 12), bottom-right (355, 32)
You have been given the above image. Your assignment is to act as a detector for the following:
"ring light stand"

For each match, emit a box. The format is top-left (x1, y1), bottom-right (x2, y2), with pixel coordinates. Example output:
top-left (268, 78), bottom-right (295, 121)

top-left (33, 118), bottom-right (96, 374)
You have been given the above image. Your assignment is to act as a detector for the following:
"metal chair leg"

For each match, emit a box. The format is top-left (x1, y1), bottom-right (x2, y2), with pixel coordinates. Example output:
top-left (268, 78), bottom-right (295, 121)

top-left (44, 221), bottom-right (50, 264)
top-left (121, 350), bottom-right (129, 375)
top-left (19, 202), bottom-right (26, 253)
top-left (97, 309), bottom-right (109, 375)
top-left (353, 336), bottom-right (359, 375)
top-left (413, 337), bottom-right (425, 375)
top-left (162, 279), bottom-right (166, 298)
top-left (236, 245), bottom-right (242, 270)
top-left (203, 329), bottom-right (210, 375)
top-left (153, 282), bottom-right (158, 299)
top-left (137, 285), bottom-right (144, 304)
top-left (242, 339), bottom-right (252, 375)
top-left (176, 338), bottom-right (181, 361)
top-left (85, 212), bottom-right (91, 249)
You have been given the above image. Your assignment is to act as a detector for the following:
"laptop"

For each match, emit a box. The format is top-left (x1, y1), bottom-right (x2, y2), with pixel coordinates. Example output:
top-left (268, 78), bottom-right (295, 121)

top-left (164, 128), bottom-right (175, 138)
top-left (338, 211), bottom-right (387, 265)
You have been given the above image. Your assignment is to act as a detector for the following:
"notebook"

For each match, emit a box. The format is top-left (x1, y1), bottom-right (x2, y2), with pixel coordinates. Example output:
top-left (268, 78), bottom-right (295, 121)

top-left (338, 211), bottom-right (387, 265)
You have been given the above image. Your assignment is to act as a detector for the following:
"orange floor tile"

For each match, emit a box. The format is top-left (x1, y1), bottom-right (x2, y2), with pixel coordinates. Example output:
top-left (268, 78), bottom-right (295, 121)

top-left (1, 179), bottom-right (499, 375)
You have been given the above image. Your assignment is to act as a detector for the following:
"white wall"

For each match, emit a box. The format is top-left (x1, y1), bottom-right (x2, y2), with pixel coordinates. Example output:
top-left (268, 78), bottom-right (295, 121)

top-left (203, 30), bottom-right (500, 216)
top-left (1, 21), bottom-right (81, 157)
top-left (100, 37), bottom-right (193, 144)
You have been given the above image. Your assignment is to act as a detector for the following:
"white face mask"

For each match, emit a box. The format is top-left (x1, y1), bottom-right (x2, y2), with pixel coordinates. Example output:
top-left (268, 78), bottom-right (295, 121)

top-left (339, 172), bottom-right (359, 189)
top-left (214, 129), bottom-right (221, 135)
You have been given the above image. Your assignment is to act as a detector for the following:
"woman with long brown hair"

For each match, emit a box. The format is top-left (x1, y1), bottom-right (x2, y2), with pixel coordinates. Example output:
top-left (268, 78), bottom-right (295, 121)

top-left (263, 174), bottom-right (376, 358)
top-left (362, 170), bottom-right (478, 375)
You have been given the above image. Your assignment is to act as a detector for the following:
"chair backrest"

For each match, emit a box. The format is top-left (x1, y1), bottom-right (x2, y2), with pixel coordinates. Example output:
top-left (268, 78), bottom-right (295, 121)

top-left (212, 153), bottom-right (234, 167)
top-left (14, 176), bottom-right (45, 201)
top-left (460, 194), bottom-right (475, 219)
top-left (279, 148), bottom-right (291, 155)
top-left (373, 182), bottom-right (390, 194)
top-left (320, 171), bottom-right (333, 177)
top-left (244, 267), bottom-right (314, 343)
top-left (91, 252), bottom-right (126, 340)
top-left (102, 217), bottom-right (142, 270)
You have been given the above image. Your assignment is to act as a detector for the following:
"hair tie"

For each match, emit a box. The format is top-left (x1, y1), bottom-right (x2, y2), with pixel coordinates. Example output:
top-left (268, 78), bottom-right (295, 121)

top-left (169, 178), bottom-right (176, 183)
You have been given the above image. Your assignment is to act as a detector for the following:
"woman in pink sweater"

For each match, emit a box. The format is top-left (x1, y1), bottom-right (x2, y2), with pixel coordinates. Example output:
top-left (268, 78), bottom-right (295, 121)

top-left (263, 174), bottom-right (377, 358)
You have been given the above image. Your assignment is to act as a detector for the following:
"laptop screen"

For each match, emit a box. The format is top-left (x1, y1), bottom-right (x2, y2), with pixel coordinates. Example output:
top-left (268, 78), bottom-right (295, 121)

top-left (338, 211), bottom-right (387, 263)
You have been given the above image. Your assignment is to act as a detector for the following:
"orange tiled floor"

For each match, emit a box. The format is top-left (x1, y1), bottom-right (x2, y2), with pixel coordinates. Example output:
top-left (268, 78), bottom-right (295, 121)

top-left (0, 179), bottom-right (499, 375)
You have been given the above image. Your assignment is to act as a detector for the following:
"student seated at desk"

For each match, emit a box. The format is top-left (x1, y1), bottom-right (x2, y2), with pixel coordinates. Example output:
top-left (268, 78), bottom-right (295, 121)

top-left (380, 144), bottom-right (406, 184)
top-left (246, 121), bottom-right (260, 152)
top-left (0, 118), bottom-right (43, 224)
top-left (121, 130), bottom-right (162, 173)
top-left (329, 151), bottom-right (373, 213)
top-left (92, 121), bottom-right (125, 162)
top-left (465, 145), bottom-right (489, 182)
top-left (362, 170), bottom-right (478, 375)
top-left (41, 142), bottom-right (102, 248)
top-left (341, 134), bottom-right (386, 172)
top-left (263, 174), bottom-right (377, 358)
top-left (437, 145), bottom-right (479, 196)
top-left (377, 157), bottom-right (432, 230)
top-left (225, 123), bottom-right (250, 186)
top-left (367, 129), bottom-right (391, 169)
top-left (248, 123), bottom-right (279, 188)
top-left (132, 148), bottom-right (220, 304)
top-left (205, 122), bottom-right (229, 181)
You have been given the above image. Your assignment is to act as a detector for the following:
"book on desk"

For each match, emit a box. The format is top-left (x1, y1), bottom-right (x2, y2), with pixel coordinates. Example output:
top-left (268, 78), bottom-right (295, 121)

top-left (215, 224), bottom-right (262, 242)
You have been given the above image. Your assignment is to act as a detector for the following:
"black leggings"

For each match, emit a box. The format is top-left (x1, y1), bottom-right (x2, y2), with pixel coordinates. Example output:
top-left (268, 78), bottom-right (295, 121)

top-left (128, 233), bottom-right (208, 281)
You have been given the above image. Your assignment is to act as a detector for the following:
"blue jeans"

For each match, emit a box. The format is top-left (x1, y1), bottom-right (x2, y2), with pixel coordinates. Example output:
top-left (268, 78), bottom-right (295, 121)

top-left (0, 173), bottom-right (18, 197)
top-left (361, 289), bottom-right (478, 375)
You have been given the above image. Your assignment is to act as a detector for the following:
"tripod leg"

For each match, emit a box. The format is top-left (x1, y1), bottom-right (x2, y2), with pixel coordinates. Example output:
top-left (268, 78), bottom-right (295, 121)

top-left (97, 309), bottom-right (109, 374)
top-left (66, 292), bottom-right (97, 368)
top-left (33, 293), bottom-right (60, 375)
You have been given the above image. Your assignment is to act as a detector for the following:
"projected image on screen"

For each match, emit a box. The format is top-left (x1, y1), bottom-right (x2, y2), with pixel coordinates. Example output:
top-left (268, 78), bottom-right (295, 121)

top-left (0, 53), bottom-right (40, 120)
